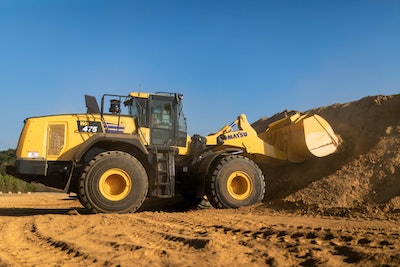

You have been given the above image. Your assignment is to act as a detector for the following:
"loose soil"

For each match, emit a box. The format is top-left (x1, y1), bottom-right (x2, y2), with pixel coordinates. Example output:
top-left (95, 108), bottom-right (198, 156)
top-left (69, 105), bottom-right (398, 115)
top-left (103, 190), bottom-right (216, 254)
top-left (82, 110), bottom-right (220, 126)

top-left (1, 94), bottom-right (400, 266)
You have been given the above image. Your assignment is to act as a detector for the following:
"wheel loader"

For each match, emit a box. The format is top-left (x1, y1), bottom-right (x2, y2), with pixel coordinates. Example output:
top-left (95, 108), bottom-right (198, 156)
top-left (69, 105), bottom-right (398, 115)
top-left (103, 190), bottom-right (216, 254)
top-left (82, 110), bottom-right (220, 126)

top-left (6, 92), bottom-right (339, 213)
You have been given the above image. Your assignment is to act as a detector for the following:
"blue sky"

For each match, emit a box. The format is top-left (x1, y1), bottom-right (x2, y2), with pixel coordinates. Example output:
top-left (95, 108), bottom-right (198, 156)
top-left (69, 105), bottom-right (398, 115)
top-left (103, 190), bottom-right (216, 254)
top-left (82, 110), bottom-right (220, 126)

top-left (0, 0), bottom-right (399, 150)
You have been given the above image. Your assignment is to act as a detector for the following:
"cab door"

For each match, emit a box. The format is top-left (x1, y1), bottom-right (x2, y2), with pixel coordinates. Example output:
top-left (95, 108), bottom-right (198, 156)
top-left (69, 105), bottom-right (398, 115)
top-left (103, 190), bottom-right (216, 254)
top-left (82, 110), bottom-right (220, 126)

top-left (150, 97), bottom-right (175, 146)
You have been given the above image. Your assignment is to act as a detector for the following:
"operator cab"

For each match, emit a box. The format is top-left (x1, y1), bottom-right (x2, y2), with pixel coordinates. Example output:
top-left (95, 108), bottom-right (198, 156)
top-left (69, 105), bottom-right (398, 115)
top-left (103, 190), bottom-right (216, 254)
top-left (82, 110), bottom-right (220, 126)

top-left (85, 92), bottom-right (188, 147)
top-left (127, 92), bottom-right (188, 147)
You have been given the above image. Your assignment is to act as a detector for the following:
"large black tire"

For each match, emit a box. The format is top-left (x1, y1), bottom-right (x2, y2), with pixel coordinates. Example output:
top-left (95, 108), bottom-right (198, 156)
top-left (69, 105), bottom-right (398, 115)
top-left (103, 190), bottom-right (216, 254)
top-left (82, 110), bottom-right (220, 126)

top-left (78, 151), bottom-right (148, 213)
top-left (206, 155), bottom-right (265, 209)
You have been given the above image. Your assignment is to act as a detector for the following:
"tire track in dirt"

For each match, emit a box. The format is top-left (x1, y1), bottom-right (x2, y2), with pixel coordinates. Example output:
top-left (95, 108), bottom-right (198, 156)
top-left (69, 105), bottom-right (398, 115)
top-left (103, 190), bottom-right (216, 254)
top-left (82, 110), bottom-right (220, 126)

top-left (136, 209), bottom-right (400, 266)
top-left (35, 209), bottom-right (399, 267)
top-left (0, 217), bottom-right (95, 267)
top-left (207, 222), bottom-right (400, 266)
top-left (33, 213), bottom-right (214, 266)
top-left (33, 215), bottom-right (133, 266)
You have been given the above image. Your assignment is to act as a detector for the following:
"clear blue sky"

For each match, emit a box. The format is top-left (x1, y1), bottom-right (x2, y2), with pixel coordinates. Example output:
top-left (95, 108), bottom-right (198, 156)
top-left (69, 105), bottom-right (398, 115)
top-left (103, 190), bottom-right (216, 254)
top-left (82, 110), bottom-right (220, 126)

top-left (1, 0), bottom-right (399, 150)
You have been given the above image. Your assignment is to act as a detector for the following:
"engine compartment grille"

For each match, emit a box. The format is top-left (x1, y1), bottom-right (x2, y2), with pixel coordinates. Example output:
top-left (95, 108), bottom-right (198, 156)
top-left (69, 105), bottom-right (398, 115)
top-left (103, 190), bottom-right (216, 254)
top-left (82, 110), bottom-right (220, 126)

top-left (47, 124), bottom-right (65, 156)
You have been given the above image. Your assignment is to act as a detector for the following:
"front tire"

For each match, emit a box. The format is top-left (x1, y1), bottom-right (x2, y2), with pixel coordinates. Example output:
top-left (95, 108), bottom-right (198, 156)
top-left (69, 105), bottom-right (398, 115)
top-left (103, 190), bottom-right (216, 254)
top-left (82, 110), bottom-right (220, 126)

top-left (206, 155), bottom-right (265, 209)
top-left (78, 151), bottom-right (148, 213)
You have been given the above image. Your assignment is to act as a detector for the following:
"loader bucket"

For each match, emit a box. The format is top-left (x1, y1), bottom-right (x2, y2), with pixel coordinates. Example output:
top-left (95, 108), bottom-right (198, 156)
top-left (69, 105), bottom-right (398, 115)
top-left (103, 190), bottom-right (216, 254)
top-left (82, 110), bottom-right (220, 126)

top-left (258, 113), bottom-right (339, 162)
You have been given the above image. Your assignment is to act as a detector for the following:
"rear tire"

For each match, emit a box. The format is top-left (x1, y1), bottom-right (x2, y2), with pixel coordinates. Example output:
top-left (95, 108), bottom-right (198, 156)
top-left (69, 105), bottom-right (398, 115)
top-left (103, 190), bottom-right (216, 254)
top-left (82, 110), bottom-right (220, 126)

top-left (78, 151), bottom-right (148, 213)
top-left (206, 155), bottom-right (265, 209)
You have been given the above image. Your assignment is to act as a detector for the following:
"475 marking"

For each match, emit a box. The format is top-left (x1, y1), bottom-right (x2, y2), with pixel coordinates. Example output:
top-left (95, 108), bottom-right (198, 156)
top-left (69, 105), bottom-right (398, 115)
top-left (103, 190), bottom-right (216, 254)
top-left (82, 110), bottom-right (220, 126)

top-left (77, 121), bottom-right (103, 133)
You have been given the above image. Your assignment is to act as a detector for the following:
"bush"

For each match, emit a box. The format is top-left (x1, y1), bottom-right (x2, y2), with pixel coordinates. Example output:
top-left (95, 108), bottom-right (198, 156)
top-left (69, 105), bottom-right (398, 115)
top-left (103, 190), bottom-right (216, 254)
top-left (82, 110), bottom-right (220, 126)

top-left (0, 149), bottom-right (49, 193)
top-left (0, 173), bottom-right (35, 193)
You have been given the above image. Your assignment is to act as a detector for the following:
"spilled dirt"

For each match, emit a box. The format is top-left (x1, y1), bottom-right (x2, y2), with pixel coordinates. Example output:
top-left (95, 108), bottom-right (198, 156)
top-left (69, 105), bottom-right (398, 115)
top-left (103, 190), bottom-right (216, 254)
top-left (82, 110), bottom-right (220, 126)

top-left (1, 94), bottom-right (400, 266)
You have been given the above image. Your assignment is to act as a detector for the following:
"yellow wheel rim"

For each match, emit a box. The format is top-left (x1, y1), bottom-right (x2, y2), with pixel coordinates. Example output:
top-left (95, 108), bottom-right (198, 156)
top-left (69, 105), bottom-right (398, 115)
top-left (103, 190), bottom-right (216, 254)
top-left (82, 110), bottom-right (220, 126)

top-left (227, 171), bottom-right (252, 200)
top-left (99, 168), bottom-right (132, 201)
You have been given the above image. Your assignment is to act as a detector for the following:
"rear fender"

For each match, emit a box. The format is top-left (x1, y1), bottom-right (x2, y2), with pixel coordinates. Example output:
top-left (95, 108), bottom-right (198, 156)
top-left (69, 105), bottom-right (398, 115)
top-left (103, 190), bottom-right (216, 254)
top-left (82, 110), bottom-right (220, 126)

top-left (70, 134), bottom-right (154, 194)
top-left (73, 133), bottom-right (149, 163)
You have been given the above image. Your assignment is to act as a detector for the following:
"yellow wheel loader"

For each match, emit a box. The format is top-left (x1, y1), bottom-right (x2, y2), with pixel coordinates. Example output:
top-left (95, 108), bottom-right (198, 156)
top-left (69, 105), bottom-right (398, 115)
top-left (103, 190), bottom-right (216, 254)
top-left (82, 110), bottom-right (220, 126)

top-left (6, 92), bottom-right (339, 213)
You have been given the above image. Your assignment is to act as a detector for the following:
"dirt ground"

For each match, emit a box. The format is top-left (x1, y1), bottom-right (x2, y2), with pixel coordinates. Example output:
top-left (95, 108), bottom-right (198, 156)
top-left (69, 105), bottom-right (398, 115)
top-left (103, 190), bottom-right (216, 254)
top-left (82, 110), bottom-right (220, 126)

top-left (1, 94), bottom-right (400, 266)
top-left (0, 193), bottom-right (398, 267)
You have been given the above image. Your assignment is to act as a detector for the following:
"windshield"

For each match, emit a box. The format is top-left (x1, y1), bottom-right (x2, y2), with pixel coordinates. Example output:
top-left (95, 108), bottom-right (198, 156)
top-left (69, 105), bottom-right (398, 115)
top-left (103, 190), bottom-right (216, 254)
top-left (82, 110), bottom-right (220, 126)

top-left (177, 103), bottom-right (187, 133)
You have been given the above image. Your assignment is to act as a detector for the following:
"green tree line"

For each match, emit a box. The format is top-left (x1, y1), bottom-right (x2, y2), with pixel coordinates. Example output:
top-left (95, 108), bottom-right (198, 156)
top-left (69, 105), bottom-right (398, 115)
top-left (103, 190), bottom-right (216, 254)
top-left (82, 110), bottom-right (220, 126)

top-left (0, 149), bottom-right (47, 192)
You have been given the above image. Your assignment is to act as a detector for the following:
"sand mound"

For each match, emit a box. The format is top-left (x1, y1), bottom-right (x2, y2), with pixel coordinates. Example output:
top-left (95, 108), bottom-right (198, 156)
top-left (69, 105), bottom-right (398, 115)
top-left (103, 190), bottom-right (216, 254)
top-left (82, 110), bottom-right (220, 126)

top-left (253, 94), bottom-right (400, 209)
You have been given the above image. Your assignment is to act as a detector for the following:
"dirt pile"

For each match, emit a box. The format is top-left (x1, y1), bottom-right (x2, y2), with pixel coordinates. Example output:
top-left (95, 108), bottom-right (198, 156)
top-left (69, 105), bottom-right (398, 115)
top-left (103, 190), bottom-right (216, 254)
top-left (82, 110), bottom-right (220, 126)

top-left (253, 94), bottom-right (400, 209)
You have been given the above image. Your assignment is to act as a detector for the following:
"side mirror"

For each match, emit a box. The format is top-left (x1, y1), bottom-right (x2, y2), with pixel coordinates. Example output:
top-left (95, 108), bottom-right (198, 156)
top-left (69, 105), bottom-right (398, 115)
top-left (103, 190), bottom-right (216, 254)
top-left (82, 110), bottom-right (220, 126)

top-left (109, 99), bottom-right (121, 114)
